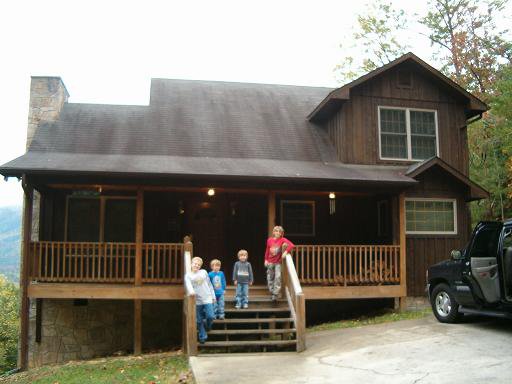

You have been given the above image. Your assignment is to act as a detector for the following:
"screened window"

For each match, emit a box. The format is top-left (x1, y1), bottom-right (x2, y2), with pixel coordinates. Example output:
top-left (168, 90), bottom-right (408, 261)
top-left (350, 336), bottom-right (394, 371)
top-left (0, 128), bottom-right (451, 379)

top-left (67, 198), bottom-right (100, 241)
top-left (379, 107), bottom-right (438, 161)
top-left (281, 201), bottom-right (315, 236)
top-left (405, 199), bottom-right (456, 235)
top-left (66, 196), bottom-right (136, 242)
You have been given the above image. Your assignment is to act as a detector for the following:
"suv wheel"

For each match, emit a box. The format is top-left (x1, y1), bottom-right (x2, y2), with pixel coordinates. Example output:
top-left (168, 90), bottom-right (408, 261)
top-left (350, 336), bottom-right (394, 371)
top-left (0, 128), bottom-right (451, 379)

top-left (431, 283), bottom-right (462, 323)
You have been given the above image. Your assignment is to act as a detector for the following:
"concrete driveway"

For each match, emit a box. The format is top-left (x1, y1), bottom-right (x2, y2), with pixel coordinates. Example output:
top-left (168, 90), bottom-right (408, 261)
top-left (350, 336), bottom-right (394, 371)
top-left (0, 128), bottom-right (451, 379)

top-left (190, 315), bottom-right (512, 384)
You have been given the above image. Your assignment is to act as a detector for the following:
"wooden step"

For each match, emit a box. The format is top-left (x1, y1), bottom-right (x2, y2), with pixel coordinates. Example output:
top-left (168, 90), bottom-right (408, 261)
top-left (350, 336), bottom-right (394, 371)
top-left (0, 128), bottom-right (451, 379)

top-left (224, 307), bottom-right (290, 313)
top-left (208, 328), bottom-right (296, 335)
top-left (200, 340), bottom-right (297, 348)
top-left (214, 317), bottom-right (293, 324)
top-left (224, 297), bottom-right (287, 303)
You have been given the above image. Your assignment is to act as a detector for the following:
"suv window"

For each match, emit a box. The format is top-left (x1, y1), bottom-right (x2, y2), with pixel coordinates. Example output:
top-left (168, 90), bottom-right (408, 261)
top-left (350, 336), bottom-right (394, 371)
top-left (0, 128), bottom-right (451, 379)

top-left (469, 226), bottom-right (501, 258)
top-left (503, 227), bottom-right (512, 249)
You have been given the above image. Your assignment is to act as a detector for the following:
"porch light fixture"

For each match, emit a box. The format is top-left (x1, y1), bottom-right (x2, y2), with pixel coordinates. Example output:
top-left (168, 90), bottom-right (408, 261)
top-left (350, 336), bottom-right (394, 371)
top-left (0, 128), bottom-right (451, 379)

top-left (207, 188), bottom-right (215, 196)
top-left (329, 192), bottom-right (336, 215)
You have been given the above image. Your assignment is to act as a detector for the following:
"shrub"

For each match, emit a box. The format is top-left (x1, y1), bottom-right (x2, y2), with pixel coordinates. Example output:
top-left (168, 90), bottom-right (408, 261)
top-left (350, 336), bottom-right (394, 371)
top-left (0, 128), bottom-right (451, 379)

top-left (0, 274), bottom-right (19, 373)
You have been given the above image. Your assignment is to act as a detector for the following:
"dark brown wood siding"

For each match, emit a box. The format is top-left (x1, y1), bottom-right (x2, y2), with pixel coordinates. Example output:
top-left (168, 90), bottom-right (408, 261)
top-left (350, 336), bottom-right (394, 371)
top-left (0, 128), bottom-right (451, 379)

top-left (276, 193), bottom-right (394, 246)
top-left (405, 167), bottom-right (471, 296)
top-left (327, 65), bottom-right (470, 175)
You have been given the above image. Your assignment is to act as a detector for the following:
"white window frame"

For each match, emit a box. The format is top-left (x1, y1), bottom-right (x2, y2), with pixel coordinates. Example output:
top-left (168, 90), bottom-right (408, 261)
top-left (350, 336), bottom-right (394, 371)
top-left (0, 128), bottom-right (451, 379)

top-left (378, 106), bottom-right (439, 161)
top-left (405, 198), bottom-right (457, 235)
top-left (280, 200), bottom-right (316, 236)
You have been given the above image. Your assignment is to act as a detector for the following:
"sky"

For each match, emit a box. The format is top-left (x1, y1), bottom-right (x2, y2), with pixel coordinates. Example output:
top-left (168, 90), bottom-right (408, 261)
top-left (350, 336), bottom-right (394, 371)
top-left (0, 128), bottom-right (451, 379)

top-left (0, 0), bottom-right (509, 207)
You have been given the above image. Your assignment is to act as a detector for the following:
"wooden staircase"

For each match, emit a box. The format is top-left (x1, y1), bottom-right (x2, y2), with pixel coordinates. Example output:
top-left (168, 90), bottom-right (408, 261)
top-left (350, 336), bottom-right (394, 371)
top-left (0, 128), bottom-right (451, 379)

top-left (182, 242), bottom-right (305, 355)
top-left (199, 287), bottom-right (298, 353)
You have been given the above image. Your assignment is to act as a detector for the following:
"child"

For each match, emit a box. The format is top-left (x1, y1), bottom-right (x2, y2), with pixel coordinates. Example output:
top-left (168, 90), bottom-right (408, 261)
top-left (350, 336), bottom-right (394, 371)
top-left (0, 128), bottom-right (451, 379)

top-left (232, 249), bottom-right (254, 309)
top-left (208, 259), bottom-right (226, 320)
top-left (184, 256), bottom-right (216, 344)
top-left (264, 226), bottom-right (295, 301)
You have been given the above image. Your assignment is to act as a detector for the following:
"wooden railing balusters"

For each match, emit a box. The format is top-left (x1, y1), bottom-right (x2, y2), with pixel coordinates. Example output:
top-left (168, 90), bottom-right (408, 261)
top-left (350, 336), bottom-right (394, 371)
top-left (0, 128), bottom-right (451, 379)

top-left (292, 244), bottom-right (401, 286)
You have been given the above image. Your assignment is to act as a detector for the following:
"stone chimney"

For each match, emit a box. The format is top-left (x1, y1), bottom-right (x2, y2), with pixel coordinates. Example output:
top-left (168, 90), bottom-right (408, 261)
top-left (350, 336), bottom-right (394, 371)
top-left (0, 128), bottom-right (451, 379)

top-left (26, 76), bottom-right (69, 150)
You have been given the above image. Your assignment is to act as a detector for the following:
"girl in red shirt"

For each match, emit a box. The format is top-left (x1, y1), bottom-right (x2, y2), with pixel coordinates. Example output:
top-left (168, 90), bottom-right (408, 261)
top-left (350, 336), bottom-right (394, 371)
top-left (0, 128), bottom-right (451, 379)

top-left (264, 226), bottom-right (294, 301)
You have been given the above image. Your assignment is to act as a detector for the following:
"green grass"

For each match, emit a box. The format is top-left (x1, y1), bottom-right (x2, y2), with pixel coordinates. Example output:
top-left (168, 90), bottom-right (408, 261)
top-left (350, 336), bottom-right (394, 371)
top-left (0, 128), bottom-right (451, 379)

top-left (0, 351), bottom-right (193, 384)
top-left (307, 308), bottom-right (432, 332)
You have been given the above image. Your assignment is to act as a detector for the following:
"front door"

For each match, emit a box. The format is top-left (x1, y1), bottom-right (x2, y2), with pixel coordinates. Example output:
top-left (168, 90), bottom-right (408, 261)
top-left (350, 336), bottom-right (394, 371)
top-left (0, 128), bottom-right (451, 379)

top-left (186, 197), bottom-right (226, 266)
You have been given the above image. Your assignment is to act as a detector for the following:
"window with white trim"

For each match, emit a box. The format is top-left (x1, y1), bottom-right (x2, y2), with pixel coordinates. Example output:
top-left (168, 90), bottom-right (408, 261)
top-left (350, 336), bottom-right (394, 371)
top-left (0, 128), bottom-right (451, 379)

top-left (405, 199), bottom-right (457, 235)
top-left (379, 107), bottom-right (438, 161)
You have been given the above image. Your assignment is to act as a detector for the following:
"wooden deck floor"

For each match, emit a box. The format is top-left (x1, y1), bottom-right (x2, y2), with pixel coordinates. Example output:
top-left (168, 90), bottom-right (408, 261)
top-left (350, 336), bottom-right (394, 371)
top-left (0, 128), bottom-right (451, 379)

top-left (28, 283), bottom-right (405, 300)
top-left (27, 282), bottom-right (184, 300)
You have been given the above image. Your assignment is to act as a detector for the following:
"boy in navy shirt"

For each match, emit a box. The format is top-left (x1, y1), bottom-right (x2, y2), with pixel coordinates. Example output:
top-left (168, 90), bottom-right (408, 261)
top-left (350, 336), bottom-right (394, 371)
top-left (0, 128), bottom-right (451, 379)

top-left (233, 249), bottom-right (254, 309)
top-left (208, 259), bottom-right (226, 320)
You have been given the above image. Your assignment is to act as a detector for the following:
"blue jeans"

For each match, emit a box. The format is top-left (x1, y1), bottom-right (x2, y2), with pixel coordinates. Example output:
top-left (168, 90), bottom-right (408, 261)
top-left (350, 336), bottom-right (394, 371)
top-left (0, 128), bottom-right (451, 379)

top-left (214, 294), bottom-right (225, 318)
top-left (236, 283), bottom-right (249, 307)
top-left (196, 303), bottom-right (215, 342)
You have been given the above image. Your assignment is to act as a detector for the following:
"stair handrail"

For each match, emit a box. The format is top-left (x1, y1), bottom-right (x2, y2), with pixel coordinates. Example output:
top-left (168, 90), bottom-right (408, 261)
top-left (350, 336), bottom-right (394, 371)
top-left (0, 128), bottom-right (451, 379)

top-left (182, 237), bottom-right (197, 355)
top-left (283, 252), bottom-right (306, 352)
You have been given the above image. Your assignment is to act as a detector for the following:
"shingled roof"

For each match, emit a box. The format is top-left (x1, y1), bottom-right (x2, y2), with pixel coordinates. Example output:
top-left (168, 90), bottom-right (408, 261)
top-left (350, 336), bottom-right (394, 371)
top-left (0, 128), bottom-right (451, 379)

top-left (0, 78), bottom-right (416, 186)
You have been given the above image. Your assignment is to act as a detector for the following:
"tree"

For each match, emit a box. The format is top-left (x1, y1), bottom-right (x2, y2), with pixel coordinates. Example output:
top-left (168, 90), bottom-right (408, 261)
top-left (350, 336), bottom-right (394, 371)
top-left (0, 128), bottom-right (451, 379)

top-left (419, 0), bottom-right (512, 222)
top-left (0, 275), bottom-right (19, 373)
top-left (334, 0), bottom-right (410, 82)
top-left (419, 0), bottom-right (512, 101)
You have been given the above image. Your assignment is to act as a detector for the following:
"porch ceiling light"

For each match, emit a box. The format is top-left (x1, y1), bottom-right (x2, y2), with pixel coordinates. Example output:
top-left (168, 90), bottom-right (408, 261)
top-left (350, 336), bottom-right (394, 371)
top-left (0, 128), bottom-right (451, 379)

top-left (329, 192), bottom-right (335, 199)
top-left (207, 188), bottom-right (215, 196)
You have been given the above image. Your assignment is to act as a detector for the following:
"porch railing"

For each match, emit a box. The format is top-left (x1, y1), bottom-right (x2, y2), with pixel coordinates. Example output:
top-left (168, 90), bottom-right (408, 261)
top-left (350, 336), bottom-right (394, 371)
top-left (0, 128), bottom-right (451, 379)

top-left (29, 241), bottom-right (184, 284)
top-left (293, 245), bottom-right (401, 286)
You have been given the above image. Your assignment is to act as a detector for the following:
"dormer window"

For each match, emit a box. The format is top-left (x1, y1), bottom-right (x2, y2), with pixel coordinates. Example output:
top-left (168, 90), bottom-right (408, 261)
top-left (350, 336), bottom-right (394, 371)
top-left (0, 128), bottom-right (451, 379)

top-left (378, 106), bottom-right (438, 161)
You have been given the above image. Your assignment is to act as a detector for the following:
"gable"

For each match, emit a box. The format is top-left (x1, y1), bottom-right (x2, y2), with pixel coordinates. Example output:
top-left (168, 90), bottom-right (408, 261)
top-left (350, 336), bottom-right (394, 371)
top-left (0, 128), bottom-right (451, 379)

top-left (309, 53), bottom-right (488, 123)
top-left (350, 61), bottom-right (468, 105)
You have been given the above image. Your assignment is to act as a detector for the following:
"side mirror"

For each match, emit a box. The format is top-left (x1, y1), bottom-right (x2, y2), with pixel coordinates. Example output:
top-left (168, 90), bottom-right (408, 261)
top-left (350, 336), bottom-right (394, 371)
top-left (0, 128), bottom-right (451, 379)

top-left (451, 250), bottom-right (463, 260)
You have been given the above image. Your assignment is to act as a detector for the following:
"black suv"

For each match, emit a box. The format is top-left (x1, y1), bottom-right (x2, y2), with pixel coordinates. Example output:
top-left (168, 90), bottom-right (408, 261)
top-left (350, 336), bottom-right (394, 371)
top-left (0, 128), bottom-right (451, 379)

top-left (427, 220), bottom-right (512, 323)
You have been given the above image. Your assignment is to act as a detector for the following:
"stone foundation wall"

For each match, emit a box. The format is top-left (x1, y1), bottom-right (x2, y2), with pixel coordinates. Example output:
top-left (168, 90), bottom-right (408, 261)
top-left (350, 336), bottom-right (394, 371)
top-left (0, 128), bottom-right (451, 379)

top-left (28, 299), bottom-right (182, 368)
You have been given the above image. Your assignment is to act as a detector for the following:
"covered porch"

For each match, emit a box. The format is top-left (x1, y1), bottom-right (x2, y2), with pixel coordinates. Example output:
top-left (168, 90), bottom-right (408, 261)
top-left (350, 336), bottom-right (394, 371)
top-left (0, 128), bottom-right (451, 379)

top-left (18, 177), bottom-right (408, 363)
top-left (25, 182), bottom-right (407, 301)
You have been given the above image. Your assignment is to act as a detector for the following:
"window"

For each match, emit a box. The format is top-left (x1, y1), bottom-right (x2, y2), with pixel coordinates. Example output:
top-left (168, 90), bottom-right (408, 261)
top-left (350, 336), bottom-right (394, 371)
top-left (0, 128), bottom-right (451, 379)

top-left (379, 107), bottom-right (438, 161)
top-left (405, 199), bottom-right (457, 235)
top-left (469, 226), bottom-right (501, 259)
top-left (280, 200), bottom-right (315, 236)
top-left (66, 196), bottom-right (136, 242)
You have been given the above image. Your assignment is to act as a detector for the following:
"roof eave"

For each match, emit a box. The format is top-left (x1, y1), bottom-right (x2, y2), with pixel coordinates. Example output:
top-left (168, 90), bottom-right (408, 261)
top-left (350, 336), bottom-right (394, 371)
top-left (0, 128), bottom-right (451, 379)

top-left (406, 157), bottom-right (489, 201)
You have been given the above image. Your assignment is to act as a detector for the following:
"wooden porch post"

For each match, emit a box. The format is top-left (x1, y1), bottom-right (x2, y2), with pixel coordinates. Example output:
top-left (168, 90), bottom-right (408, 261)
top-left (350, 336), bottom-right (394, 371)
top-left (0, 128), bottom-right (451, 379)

top-left (134, 189), bottom-right (144, 355)
top-left (19, 179), bottom-right (33, 370)
top-left (135, 189), bottom-right (144, 285)
top-left (182, 239), bottom-right (197, 355)
top-left (268, 191), bottom-right (276, 236)
top-left (398, 193), bottom-right (407, 311)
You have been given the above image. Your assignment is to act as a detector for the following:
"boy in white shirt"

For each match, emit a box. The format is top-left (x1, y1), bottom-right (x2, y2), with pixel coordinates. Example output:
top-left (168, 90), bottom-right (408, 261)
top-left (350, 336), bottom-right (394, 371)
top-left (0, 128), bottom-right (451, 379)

top-left (185, 256), bottom-right (216, 344)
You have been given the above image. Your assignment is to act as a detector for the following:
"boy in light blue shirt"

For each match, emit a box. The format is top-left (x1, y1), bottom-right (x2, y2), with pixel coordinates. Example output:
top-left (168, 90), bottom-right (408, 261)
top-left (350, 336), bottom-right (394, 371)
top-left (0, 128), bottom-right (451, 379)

top-left (208, 259), bottom-right (226, 320)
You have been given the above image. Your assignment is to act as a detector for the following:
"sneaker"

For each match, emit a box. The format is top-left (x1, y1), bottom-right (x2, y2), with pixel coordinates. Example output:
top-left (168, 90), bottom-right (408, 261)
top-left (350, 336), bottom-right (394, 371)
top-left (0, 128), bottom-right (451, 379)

top-left (271, 295), bottom-right (277, 302)
top-left (218, 315), bottom-right (225, 320)
top-left (235, 304), bottom-right (241, 309)
top-left (243, 303), bottom-right (248, 309)
top-left (199, 339), bottom-right (206, 345)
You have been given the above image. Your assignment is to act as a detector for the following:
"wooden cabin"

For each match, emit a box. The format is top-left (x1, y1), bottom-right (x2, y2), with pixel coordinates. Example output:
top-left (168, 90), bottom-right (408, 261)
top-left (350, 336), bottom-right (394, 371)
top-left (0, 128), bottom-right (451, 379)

top-left (0, 53), bottom-right (488, 368)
